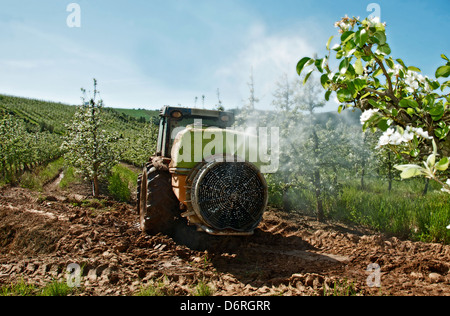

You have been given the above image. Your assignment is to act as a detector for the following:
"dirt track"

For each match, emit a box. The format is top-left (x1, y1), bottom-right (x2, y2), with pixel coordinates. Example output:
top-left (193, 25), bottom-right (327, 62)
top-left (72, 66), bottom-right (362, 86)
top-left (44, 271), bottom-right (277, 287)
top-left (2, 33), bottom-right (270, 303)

top-left (0, 183), bottom-right (449, 296)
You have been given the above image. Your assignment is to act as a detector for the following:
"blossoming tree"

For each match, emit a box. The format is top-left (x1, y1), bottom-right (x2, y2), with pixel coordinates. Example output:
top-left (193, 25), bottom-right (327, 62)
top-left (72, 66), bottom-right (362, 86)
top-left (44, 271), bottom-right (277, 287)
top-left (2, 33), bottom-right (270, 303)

top-left (297, 16), bottom-right (450, 196)
top-left (61, 79), bottom-right (119, 197)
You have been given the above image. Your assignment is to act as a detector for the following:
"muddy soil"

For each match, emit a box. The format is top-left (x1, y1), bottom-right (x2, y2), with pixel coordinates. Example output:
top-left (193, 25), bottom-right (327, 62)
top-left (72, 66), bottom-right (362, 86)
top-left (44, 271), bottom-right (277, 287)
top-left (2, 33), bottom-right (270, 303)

top-left (0, 180), bottom-right (449, 296)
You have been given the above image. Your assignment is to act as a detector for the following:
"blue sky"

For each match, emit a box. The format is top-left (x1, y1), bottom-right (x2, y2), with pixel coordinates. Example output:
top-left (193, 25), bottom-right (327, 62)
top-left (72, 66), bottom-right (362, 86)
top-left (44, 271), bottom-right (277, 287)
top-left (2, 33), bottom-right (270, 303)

top-left (0, 0), bottom-right (449, 112)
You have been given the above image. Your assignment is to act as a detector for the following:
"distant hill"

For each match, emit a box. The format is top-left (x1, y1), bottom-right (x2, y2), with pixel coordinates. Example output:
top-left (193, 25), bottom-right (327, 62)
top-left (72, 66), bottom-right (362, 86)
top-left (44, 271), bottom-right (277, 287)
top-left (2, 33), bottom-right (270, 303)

top-left (0, 94), bottom-right (77, 134)
top-left (109, 108), bottom-right (160, 124)
top-left (0, 94), bottom-right (161, 132)
top-left (314, 108), bottom-right (362, 127)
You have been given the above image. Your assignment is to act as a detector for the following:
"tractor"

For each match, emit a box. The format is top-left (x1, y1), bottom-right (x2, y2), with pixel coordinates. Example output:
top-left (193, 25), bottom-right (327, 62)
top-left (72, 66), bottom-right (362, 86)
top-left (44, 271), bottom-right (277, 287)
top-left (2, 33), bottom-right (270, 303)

top-left (137, 106), bottom-right (268, 236)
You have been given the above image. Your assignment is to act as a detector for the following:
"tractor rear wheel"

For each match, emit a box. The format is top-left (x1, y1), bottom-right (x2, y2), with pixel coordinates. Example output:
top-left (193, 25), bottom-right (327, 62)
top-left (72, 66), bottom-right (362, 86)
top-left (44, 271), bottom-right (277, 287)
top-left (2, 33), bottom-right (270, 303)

top-left (138, 163), bottom-right (179, 234)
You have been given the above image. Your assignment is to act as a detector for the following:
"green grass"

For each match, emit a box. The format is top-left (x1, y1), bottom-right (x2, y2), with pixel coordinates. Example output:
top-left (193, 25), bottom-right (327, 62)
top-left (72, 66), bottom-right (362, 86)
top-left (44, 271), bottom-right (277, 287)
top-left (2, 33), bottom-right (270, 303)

top-left (324, 279), bottom-right (361, 296)
top-left (134, 277), bottom-right (174, 296)
top-left (39, 280), bottom-right (76, 296)
top-left (58, 165), bottom-right (78, 189)
top-left (193, 280), bottom-right (214, 296)
top-left (108, 164), bottom-right (139, 202)
top-left (0, 279), bottom-right (37, 296)
top-left (271, 177), bottom-right (450, 244)
top-left (19, 157), bottom-right (65, 191)
top-left (330, 179), bottom-right (450, 244)
top-left (0, 279), bottom-right (77, 296)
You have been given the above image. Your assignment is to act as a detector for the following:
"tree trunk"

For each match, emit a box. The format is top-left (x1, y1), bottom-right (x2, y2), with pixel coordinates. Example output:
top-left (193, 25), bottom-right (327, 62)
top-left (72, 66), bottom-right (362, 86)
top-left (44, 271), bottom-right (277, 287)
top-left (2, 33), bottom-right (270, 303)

top-left (423, 178), bottom-right (429, 196)
top-left (282, 189), bottom-right (291, 212)
top-left (332, 165), bottom-right (338, 187)
top-left (360, 161), bottom-right (365, 190)
top-left (314, 169), bottom-right (325, 223)
top-left (388, 152), bottom-right (393, 192)
top-left (93, 173), bottom-right (100, 198)
top-left (312, 128), bottom-right (325, 223)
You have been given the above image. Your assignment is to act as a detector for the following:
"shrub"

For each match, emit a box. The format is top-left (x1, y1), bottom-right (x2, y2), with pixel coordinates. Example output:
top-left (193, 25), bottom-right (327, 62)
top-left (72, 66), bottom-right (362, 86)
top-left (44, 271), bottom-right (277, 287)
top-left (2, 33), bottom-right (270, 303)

top-left (108, 173), bottom-right (131, 202)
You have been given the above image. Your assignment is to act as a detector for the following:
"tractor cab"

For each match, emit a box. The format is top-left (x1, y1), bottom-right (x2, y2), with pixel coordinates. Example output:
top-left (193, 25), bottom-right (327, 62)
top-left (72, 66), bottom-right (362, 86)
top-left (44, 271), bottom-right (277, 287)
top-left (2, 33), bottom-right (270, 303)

top-left (156, 106), bottom-right (235, 159)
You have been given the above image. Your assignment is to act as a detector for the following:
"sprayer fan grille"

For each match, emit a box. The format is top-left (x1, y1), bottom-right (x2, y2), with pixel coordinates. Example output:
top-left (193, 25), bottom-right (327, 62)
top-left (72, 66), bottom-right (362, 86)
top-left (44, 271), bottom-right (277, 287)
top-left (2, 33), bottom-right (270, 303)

top-left (192, 162), bottom-right (267, 232)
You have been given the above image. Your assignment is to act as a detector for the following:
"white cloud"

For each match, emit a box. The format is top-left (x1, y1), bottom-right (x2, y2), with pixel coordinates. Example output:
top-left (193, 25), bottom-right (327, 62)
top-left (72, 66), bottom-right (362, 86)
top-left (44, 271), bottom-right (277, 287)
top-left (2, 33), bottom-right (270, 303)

top-left (214, 22), bottom-right (319, 110)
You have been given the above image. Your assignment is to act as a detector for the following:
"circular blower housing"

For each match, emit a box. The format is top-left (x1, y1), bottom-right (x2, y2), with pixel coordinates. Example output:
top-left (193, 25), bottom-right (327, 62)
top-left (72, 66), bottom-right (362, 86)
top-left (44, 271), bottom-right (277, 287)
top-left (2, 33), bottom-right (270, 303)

top-left (189, 160), bottom-right (268, 233)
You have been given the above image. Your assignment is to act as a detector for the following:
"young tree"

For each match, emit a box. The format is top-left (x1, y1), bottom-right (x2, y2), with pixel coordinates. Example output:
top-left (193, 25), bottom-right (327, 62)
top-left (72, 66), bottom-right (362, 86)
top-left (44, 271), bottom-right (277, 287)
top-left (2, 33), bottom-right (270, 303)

top-left (270, 74), bottom-right (303, 212)
top-left (61, 79), bottom-right (119, 197)
top-left (236, 68), bottom-right (261, 126)
top-left (297, 75), bottom-right (328, 222)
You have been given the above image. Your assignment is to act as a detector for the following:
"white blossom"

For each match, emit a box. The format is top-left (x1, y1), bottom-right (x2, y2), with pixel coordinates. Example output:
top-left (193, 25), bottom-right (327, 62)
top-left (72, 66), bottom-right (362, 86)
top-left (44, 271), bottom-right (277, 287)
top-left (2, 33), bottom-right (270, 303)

top-left (377, 126), bottom-right (425, 148)
top-left (378, 134), bottom-right (390, 147)
top-left (405, 75), bottom-right (419, 93)
top-left (389, 131), bottom-right (404, 145)
top-left (388, 64), bottom-right (403, 77)
top-left (402, 130), bottom-right (414, 142)
top-left (360, 109), bottom-right (379, 125)
top-left (413, 127), bottom-right (433, 140)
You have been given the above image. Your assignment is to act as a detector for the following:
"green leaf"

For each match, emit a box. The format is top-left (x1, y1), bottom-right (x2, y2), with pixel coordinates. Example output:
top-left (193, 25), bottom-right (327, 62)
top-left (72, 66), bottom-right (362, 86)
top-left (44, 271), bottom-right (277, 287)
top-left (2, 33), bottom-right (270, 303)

top-left (353, 78), bottom-right (367, 92)
top-left (325, 90), bottom-right (332, 101)
top-left (339, 58), bottom-right (349, 75)
top-left (436, 157), bottom-right (449, 171)
top-left (391, 108), bottom-right (399, 117)
top-left (320, 74), bottom-right (329, 89)
top-left (376, 44), bottom-right (391, 56)
top-left (441, 54), bottom-right (450, 62)
top-left (396, 59), bottom-right (407, 69)
top-left (326, 36), bottom-right (334, 50)
top-left (373, 68), bottom-right (383, 77)
top-left (423, 94), bottom-right (435, 107)
top-left (341, 31), bottom-right (355, 43)
top-left (440, 80), bottom-right (449, 91)
top-left (337, 89), bottom-right (352, 102)
top-left (436, 65), bottom-right (450, 78)
top-left (373, 31), bottom-right (386, 45)
top-left (385, 58), bottom-right (395, 70)
top-left (407, 66), bottom-right (421, 72)
top-left (426, 78), bottom-right (440, 91)
top-left (297, 57), bottom-right (312, 76)
top-left (406, 108), bottom-right (416, 116)
top-left (355, 29), bottom-right (369, 47)
top-left (377, 118), bottom-right (391, 131)
top-left (303, 70), bottom-right (314, 84)
top-left (435, 126), bottom-right (450, 140)
top-left (315, 58), bottom-right (324, 73)
top-left (368, 99), bottom-right (379, 108)
top-left (394, 165), bottom-right (424, 179)
top-left (410, 148), bottom-right (420, 158)
top-left (355, 58), bottom-right (364, 75)
top-left (429, 103), bottom-right (445, 116)
top-left (399, 99), bottom-right (419, 109)
top-left (427, 154), bottom-right (436, 169)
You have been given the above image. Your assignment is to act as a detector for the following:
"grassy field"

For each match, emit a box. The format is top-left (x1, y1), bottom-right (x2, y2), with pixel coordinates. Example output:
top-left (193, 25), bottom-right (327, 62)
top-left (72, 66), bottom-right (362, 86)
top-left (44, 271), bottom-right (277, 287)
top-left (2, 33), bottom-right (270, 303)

top-left (333, 181), bottom-right (450, 244)
top-left (270, 177), bottom-right (450, 244)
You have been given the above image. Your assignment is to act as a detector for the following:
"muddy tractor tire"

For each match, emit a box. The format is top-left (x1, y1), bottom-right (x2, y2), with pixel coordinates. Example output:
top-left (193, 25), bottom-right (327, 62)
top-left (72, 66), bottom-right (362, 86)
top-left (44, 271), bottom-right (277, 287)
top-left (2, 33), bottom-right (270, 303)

top-left (138, 163), bottom-right (179, 234)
